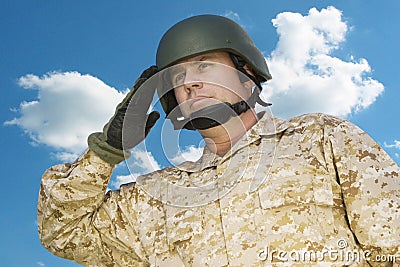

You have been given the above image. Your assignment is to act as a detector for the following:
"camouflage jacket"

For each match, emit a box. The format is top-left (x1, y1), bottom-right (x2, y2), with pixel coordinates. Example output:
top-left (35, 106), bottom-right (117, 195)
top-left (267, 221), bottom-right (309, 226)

top-left (38, 113), bottom-right (400, 266)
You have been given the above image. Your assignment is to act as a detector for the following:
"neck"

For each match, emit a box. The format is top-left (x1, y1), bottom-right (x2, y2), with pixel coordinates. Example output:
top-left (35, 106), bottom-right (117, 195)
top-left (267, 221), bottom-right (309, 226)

top-left (198, 109), bottom-right (258, 156)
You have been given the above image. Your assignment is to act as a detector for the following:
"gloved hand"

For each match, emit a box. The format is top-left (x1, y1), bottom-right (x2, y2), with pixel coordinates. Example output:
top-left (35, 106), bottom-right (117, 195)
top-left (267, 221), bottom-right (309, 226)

top-left (88, 66), bottom-right (160, 165)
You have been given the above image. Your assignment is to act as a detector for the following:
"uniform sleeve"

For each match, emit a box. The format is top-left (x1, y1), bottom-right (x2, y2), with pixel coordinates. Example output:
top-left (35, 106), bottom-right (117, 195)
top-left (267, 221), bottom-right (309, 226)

top-left (329, 119), bottom-right (400, 266)
top-left (37, 149), bottom-right (149, 266)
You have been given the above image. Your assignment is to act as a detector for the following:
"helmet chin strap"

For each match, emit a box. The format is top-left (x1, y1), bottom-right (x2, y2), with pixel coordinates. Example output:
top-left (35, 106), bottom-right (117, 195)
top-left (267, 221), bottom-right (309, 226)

top-left (169, 85), bottom-right (271, 130)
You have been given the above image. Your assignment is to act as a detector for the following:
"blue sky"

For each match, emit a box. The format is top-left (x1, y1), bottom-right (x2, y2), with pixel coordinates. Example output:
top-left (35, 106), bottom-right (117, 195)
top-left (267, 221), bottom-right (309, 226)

top-left (1, 1), bottom-right (399, 266)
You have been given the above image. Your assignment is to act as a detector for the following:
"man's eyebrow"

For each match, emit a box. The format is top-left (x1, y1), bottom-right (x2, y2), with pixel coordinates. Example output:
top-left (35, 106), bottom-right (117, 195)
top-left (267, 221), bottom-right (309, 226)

top-left (187, 56), bottom-right (211, 67)
top-left (198, 55), bottom-right (218, 61)
top-left (168, 55), bottom-right (214, 75)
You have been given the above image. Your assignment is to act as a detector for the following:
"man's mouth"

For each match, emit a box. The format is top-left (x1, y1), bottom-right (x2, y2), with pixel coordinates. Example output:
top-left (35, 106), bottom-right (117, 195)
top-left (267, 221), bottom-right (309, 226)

top-left (191, 96), bottom-right (209, 103)
top-left (190, 97), bottom-right (216, 110)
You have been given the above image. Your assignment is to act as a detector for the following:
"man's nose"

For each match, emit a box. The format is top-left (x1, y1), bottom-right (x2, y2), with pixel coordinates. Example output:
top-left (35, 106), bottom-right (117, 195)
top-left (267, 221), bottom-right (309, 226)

top-left (183, 71), bottom-right (203, 91)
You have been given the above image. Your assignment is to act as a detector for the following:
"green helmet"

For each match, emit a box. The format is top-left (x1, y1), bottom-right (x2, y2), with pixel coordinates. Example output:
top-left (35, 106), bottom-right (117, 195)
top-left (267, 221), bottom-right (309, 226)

top-left (156, 14), bottom-right (271, 117)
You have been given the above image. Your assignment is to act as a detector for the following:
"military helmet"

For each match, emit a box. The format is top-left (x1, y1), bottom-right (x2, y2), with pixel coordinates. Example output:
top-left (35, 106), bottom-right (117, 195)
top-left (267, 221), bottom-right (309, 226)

top-left (156, 14), bottom-right (272, 116)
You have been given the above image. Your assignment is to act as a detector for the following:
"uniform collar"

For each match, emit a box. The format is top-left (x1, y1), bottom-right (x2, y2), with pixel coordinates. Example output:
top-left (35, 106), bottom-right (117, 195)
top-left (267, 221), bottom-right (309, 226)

top-left (176, 111), bottom-right (289, 172)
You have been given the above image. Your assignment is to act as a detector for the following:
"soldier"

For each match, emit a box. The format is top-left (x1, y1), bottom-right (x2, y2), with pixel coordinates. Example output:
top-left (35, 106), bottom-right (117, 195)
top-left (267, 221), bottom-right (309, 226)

top-left (38, 15), bottom-right (399, 266)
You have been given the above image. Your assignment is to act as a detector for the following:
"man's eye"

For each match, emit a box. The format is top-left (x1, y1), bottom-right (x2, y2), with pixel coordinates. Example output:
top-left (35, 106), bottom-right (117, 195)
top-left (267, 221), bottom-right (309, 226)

top-left (198, 62), bottom-right (212, 70)
top-left (174, 73), bottom-right (185, 85)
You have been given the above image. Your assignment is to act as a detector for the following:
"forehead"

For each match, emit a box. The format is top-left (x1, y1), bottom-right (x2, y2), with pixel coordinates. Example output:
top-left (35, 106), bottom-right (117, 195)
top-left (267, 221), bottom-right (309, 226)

top-left (176, 51), bottom-right (232, 64)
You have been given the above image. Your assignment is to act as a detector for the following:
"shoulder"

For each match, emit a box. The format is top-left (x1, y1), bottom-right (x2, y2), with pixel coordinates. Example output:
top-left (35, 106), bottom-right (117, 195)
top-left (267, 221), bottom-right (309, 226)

top-left (255, 112), bottom-right (357, 141)
top-left (286, 113), bottom-right (348, 130)
top-left (279, 112), bottom-right (361, 136)
top-left (269, 113), bottom-right (364, 144)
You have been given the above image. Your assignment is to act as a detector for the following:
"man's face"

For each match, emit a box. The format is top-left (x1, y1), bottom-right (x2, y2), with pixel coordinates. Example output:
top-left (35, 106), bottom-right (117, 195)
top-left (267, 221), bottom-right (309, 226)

top-left (171, 52), bottom-right (252, 117)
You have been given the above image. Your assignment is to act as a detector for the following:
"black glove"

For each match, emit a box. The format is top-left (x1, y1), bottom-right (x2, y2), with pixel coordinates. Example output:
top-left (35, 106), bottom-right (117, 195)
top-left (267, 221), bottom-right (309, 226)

top-left (88, 66), bottom-right (160, 165)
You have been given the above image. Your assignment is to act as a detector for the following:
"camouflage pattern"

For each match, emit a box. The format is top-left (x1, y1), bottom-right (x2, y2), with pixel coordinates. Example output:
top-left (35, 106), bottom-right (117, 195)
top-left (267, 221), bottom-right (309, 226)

top-left (38, 112), bottom-right (400, 266)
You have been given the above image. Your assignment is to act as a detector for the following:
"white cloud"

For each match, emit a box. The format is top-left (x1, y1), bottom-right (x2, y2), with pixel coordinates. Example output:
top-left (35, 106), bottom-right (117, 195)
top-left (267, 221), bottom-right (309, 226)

top-left (111, 174), bottom-right (137, 188)
top-left (5, 71), bottom-right (125, 160)
top-left (130, 149), bottom-right (161, 173)
top-left (384, 140), bottom-right (400, 160)
top-left (112, 149), bottom-right (162, 188)
top-left (49, 151), bottom-right (80, 162)
top-left (384, 140), bottom-right (400, 150)
top-left (170, 145), bottom-right (203, 165)
top-left (264, 6), bottom-right (384, 119)
top-left (36, 262), bottom-right (45, 267)
top-left (223, 11), bottom-right (241, 22)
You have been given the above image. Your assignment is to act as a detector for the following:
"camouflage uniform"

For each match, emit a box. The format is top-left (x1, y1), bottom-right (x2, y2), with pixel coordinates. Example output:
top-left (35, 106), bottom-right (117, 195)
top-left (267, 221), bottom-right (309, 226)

top-left (38, 112), bottom-right (400, 266)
